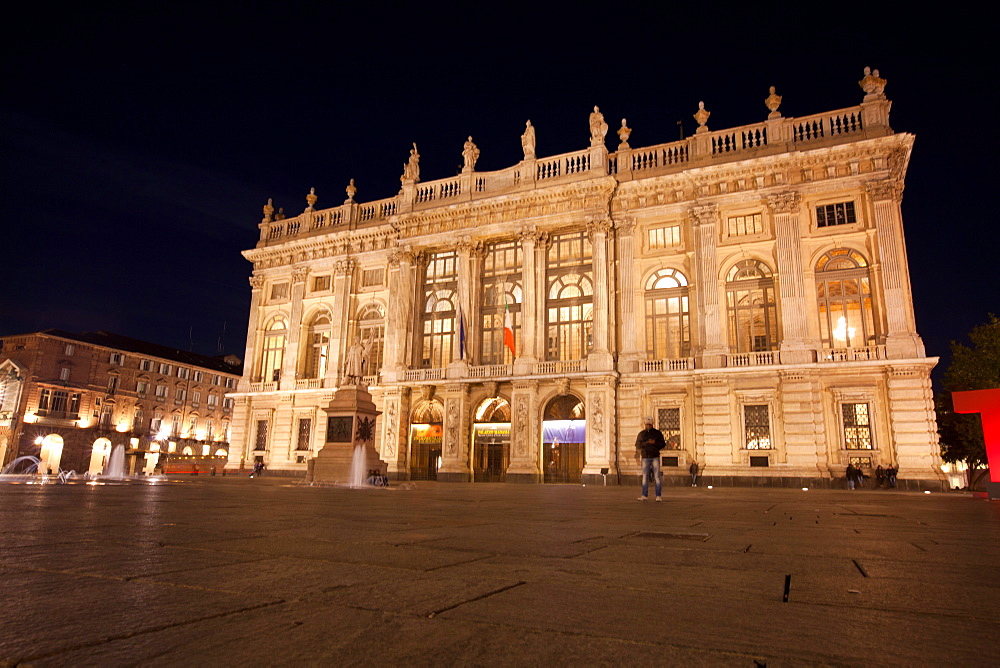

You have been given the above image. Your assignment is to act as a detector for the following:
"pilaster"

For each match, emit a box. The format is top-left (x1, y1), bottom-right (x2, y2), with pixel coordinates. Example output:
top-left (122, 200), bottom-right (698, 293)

top-left (582, 375), bottom-right (617, 478)
top-left (240, 276), bottom-right (265, 390)
top-left (438, 383), bottom-right (471, 481)
top-left (885, 364), bottom-right (944, 481)
top-left (331, 259), bottom-right (355, 384)
top-left (506, 380), bottom-right (541, 482)
top-left (379, 386), bottom-right (410, 477)
top-left (615, 216), bottom-right (640, 372)
top-left (587, 216), bottom-right (615, 372)
top-left (768, 193), bottom-right (815, 364)
top-left (281, 267), bottom-right (309, 386)
top-left (691, 205), bottom-right (727, 367)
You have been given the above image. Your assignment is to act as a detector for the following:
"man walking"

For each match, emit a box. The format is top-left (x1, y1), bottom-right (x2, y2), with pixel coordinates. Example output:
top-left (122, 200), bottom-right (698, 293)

top-left (635, 416), bottom-right (666, 501)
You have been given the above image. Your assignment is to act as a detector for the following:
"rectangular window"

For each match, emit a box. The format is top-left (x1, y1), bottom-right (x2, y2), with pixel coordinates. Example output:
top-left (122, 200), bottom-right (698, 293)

top-left (207, 393), bottom-right (218, 408)
top-left (176, 367), bottom-right (189, 379)
top-left (51, 390), bottom-right (69, 413)
top-left (69, 393), bottom-right (80, 415)
top-left (192, 391), bottom-right (201, 406)
top-left (159, 363), bottom-right (171, 375)
top-left (109, 352), bottom-right (124, 365)
top-left (255, 420), bottom-right (269, 450)
top-left (657, 407), bottom-right (681, 449)
top-left (225, 378), bottom-right (236, 389)
top-left (155, 384), bottom-right (167, 398)
top-left (223, 397), bottom-right (234, 411)
top-left (361, 268), bottom-right (384, 287)
top-left (137, 381), bottom-right (149, 395)
top-left (816, 201), bottom-right (857, 227)
top-left (270, 283), bottom-right (290, 300)
top-left (648, 226), bottom-right (681, 250)
top-left (171, 415), bottom-right (181, 437)
top-left (151, 415), bottom-right (162, 434)
top-left (297, 418), bottom-right (312, 450)
top-left (843, 403), bottom-right (873, 449)
top-left (59, 367), bottom-right (71, 381)
top-left (107, 376), bottom-right (119, 392)
top-left (175, 388), bottom-right (187, 401)
top-left (193, 370), bottom-right (203, 382)
top-left (140, 359), bottom-right (152, 372)
top-left (727, 213), bottom-right (763, 237)
top-left (213, 375), bottom-right (221, 385)
top-left (744, 405), bottom-right (771, 449)
top-left (38, 388), bottom-right (51, 411)
top-left (312, 275), bottom-right (332, 292)
top-left (64, 344), bottom-right (75, 356)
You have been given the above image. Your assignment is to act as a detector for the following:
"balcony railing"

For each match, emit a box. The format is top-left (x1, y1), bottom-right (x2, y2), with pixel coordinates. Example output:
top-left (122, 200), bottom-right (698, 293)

top-left (727, 351), bottom-right (778, 367)
top-left (821, 345), bottom-right (886, 362)
top-left (640, 357), bottom-right (694, 372)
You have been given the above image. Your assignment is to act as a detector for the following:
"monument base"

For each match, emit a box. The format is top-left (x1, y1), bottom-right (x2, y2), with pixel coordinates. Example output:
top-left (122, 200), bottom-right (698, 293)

top-left (307, 383), bottom-right (385, 485)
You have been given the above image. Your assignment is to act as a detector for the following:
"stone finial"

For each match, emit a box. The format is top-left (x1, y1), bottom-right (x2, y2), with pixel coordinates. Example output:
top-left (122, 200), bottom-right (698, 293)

top-left (521, 120), bottom-right (536, 159)
top-left (859, 66), bottom-right (887, 99)
top-left (694, 101), bottom-right (710, 133)
top-left (305, 187), bottom-right (318, 212)
top-left (462, 136), bottom-right (480, 172)
top-left (589, 105), bottom-right (608, 146)
top-left (345, 178), bottom-right (357, 203)
top-left (765, 86), bottom-right (782, 119)
top-left (617, 118), bottom-right (632, 149)
top-left (262, 197), bottom-right (274, 223)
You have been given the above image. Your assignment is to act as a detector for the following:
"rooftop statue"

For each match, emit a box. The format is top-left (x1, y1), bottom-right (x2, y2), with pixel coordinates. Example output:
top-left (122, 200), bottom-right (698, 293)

top-left (462, 136), bottom-right (480, 171)
top-left (589, 106), bottom-right (608, 146)
top-left (401, 143), bottom-right (420, 183)
top-left (521, 120), bottom-right (536, 159)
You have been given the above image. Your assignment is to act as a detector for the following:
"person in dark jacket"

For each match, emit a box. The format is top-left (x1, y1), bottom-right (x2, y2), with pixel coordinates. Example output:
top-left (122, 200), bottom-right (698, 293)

top-left (635, 416), bottom-right (667, 501)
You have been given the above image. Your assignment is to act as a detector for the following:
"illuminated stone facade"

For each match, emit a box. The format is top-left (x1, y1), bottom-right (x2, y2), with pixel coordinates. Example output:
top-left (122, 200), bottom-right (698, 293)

top-left (0, 330), bottom-right (241, 475)
top-left (229, 69), bottom-right (944, 487)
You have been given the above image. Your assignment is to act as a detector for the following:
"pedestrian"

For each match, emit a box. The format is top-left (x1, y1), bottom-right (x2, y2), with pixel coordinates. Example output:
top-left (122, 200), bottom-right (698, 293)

top-left (635, 416), bottom-right (666, 501)
top-left (887, 464), bottom-right (898, 489)
top-left (689, 460), bottom-right (699, 487)
top-left (846, 463), bottom-right (856, 490)
top-left (875, 465), bottom-right (885, 489)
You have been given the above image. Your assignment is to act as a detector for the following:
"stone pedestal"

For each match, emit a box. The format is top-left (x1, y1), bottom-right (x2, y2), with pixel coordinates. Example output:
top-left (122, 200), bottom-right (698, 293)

top-left (308, 384), bottom-right (385, 484)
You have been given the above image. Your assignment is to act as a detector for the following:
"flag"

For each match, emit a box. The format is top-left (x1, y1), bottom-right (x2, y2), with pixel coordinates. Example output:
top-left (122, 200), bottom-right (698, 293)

top-left (503, 301), bottom-right (516, 358)
top-left (458, 302), bottom-right (466, 360)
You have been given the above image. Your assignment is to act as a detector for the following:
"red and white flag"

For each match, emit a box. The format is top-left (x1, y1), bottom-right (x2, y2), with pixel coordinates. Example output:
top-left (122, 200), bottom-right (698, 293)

top-left (503, 302), bottom-right (516, 358)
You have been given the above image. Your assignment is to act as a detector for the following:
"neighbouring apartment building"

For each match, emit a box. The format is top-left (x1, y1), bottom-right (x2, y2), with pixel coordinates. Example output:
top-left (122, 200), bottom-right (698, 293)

top-left (0, 330), bottom-right (242, 475)
top-left (228, 68), bottom-right (944, 488)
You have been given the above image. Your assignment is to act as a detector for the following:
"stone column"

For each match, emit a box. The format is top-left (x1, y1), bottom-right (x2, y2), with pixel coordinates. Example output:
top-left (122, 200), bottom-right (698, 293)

top-left (615, 216), bottom-right (640, 372)
top-left (533, 234), bottom-right (550, 367)
top-left (691, 205), bottom-right (727, 367)
top-left (514, 228), bottom-right (540, 374)
top-left (438, 383), bottom-right (471, 481)
top-left (330, 259), bottom-right (355, 385)
top-left (868, 179), bottom-right (925, 358)
top-left (768, 192), bottom-right (814, 364)
top-left (467, 244), bottom-right (486, 365)
top-left (382, 249), bottom-right (416, 382)
top-left (588, 216), bottom-right (615, 372)
top-left (281, 267), bottom-right (309, 387)
top-left (240, 276), bottom-right (265, 390)
top-left (379, 386), bottom-right (410, 478)
top-left (582, 375), bottom-right (617, 480)
top-left (506, 380), bottom-right (541, 482)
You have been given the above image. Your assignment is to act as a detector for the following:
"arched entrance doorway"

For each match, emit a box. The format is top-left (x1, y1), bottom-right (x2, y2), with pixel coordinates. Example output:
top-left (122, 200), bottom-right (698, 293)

top-left (88, 438), bottom-right (112, 476)
top-left (542, 395), bottom-right (586, 483)
top-left (472, 396), bottom-right (511, 482)
top-left (409, 399), bottom-right (443, 480)
top-left (38, 434), bottom-right (64, 475)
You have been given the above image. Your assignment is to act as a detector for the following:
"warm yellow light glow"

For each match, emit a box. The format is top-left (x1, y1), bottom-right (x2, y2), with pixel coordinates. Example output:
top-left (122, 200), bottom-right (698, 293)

top-left (924, 490), bottom-right (931, 494)
top-left (195, 429), bottom-right (207, 441)
top-left (941, 462), bottom-right (952, 473)
top-left (129, 437), bottom-right (139, 447)
top-left (34, 436), bottom-right (44, 445)
top-left (202, 445), bottom-right (210, 456)
top-left (168, 441), bottom-right (176, 453)
top-left (116, 421), bottom-right (129, 433)
top-left (77, 417), bottom-right (90, 428)
top-left (802, 487), bottom-right (809, 491)
top-left (24, 412), bottom-right (37, 423)
top-left (832, 316), bottom-right (856, 343)
top-left (156, 427), bottom-right (171, 441)
top-left (180, 431), bottom-right (190, 439)
top-left (150, 442), bottom-right (160, 452)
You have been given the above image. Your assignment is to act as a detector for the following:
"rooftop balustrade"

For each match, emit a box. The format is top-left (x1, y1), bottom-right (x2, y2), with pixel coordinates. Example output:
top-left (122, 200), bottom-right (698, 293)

top-left (256, 83), bottom-right (890, 246)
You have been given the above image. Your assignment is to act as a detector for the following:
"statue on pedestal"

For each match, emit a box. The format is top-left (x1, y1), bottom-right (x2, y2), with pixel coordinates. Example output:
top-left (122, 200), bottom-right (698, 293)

top-left (521, 120), bottom-right (536, 159)
top-left (462, 136), bottom-right (480, 171)
top-left (342, 337), bottom-right (372, 385)
top-left (401, 143), bottom-right (420, 183)
top-left (589, 106), bottom-right (608, 146)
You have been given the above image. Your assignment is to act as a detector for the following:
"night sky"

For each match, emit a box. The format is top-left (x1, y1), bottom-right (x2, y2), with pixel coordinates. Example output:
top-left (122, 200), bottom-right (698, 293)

top-left (3, 4), bottom-right (996, 383)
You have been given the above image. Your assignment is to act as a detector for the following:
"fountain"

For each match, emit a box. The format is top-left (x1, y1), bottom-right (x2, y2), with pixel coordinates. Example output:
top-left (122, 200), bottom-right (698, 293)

top-left (349, 444), bottom-right (367, 487)
top-left (102, 445), bottom-right (126, 479)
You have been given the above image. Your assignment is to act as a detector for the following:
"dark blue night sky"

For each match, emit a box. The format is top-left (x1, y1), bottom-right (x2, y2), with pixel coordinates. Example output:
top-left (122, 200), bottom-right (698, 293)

top-left (3, 3), bottom-right (996, 382)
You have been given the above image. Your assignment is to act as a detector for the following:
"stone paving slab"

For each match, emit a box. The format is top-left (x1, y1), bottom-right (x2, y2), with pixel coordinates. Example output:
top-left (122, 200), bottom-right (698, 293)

top-left (0, 479), bottom-right (997, 666)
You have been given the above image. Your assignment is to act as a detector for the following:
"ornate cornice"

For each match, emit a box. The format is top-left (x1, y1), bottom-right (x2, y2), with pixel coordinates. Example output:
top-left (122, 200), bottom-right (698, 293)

top-left (766, 191), bottom-right (801, 214)
top-left (865, 178), bottom-right (904, 203)
top-left (689, 204), bottom-right (720, 226)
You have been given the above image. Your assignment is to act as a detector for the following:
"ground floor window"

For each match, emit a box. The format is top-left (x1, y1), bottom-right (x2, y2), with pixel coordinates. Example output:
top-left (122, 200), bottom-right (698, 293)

top-left (842, 403), bottom-right (873, 449)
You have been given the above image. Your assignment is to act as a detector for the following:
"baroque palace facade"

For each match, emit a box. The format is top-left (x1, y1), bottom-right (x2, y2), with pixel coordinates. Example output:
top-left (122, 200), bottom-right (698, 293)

top-left (229, 68), bottom-right (944, 487)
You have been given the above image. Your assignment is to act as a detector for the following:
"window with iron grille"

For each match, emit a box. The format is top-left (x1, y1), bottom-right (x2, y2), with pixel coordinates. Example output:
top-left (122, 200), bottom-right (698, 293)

top-left (255, 420), bottom-right (269, 450)
top-left (744, 404), bottom-right (771, 449)
top-left (842, 403), bottom-right (873, 449)
top-left (816, 201), bottom-right (856, 227)
top-left (297, 418), bottom-right (312, 450)
top-left (657, 407), bottom-right (681, 449)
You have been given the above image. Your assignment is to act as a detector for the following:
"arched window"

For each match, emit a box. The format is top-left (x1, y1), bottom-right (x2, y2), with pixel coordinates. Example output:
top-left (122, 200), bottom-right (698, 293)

top-left (260, 316), bottom-right (287, 382)
top-left (644, 268), bottom-right (690, 359)
top-left (420, 252), bottom-right (457, 368)
top-left (546, 231), bottom-right (594, 361)
top-left (816, 249), bottom-right (875, 348)
top-left (358, 303), bottom-right (385, 377)
top-left (481, 240), bottom-right (522, 364)
top-left (726, 260), bottom-right (778, 353)
top-left (305, 312), bottom-right (331, 379)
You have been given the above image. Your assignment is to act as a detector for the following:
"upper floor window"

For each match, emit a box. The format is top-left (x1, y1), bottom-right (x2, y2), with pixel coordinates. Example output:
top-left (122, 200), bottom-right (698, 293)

top-left (644, 268), bottom-right (690, 360)
top-left (64, 344), bottom-right (75, 356)
top-left (312, 275), bottom-right (331, 292)
top-left (193, 370), bottom-right (203, 382)
top-left (815, 249), bottom-right (875, 348)
top-left (727, 213), bottom-right (763, 237)
top-left (59, 367), bottom-right (71, 382)
top-left (270, 282), bottom-right (290, 301)
top-left (481, 240), bottom-right (522, 365)
top-left (159, 362), bottom-right (172, 375)
top-left (358, 304), bottom-right (385, 377)
top-left (361, 268), bottom-right (385, 288)
top-left (176, 367), bottom-right (189, 380)
top-left (140, 359), bottom-right (152, 372)
top-left (546, 232), bottom-right (593, 361)
top-left (420, 252), bottom-right (457, 369)
top-left (305, 313), bottom-right (331, 379)
top-left (109, 352), bottom-right (124, 365)
top-left (816, 201), bottom-right (857, 228)
top-left (726, 260), bottom-right (778, 353)
top-left (648, 225), bottom-right (681, 250)
top-left (260, 316), bottom-right (287, 382)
